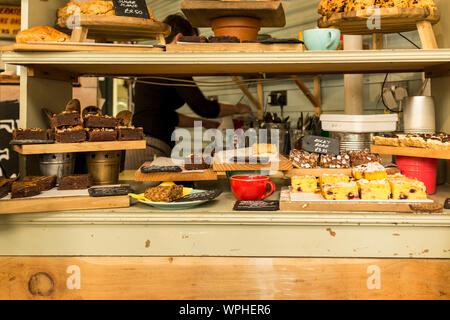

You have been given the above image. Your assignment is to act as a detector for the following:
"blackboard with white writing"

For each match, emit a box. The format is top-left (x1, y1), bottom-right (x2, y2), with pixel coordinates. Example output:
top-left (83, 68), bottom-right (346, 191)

top-left (112, 0), bottom-right (150, 19)
top-left (301, 135), bottom-right (340, 155)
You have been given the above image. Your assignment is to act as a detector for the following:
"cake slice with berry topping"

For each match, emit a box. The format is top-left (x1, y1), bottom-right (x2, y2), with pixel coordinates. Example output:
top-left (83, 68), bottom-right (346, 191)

top-left (389, 178), bottom-right (427, 200)
top-left (321, 181), bottom-right (359, 201)
top-left (318, 173), bottom-right (350, 186)
top-left (357, 179), bottom-right (391, 200)
top-left (352, 162), bottom-right (387, 181)
top-left (291, 175), bottom-right (319, 193)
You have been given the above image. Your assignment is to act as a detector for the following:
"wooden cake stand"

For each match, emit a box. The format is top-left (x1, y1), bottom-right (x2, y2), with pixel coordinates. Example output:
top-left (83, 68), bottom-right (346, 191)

top-left (318, 8), bottom-right (440, 49)
top-left (56, 15), bottom-right (171, 45)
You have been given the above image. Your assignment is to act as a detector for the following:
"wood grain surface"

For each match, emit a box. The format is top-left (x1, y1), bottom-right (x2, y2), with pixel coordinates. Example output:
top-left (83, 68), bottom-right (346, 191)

top-left (180, 0), bottom-right (286, 27)
top-left (370, 145), bottom-right (450, 159)
top-left (318, 7), bottom-right (440, 35)
top-left (0, 195), bottom-right (130, 215)
top-left (212, 155), bottom-right (292, 171)
top-left (13, 140), bottom-right (146, 155)
top-left (166, 43), bottom-right (303, 52)
top-left (285, 168), bottom-right (353, 177)
top-left (1, 43), bottom-right (164, 52)
top-left (0, 256), bottom-right (448, 300)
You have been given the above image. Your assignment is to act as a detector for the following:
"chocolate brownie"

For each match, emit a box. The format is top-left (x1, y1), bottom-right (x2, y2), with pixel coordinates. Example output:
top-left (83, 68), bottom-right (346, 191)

top-left (12, 128), bottom-right (47, 141)
top-left (51, 111), bottom-right (82, 128)
top-left (58, 174), bottom-right (93, 190)
top-left (87, 128), bottom-right (117, 142)
top-left (11, 181), bottom-right (41, 199)
top-left (22, 176), bottom-right (57, 191)
top-left (289, 149), bottom-right (319, 169)
top-left (55, 126), bottom-right (87, 143)
top-left (208, 35), bottom-right (240, 43)
top-left (47, 128), bottom-right (55, 141)
top-left (84, 115), bottom-right (118, 128)
top-left (0, 183), bottom-right (8, 199)
top-left (0, 177), bottom-right (17, 199)
top-left (184, 155), bottom-right (210, 170)
top-left (117, 127), bottom-right (144, 141)
top-left (144, 185), bottom-right (184, 202)
top-left (179, 35), bottom-right (208, 43)
top-left (320, 153), bottom-right (351, 169)
top-left (348, 150), bottom-right (381, 167)
top-left (82, 106), bottom-right (102, 118)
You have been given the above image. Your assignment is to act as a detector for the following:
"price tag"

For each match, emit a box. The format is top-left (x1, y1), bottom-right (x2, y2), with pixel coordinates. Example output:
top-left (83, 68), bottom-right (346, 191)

top-left (112, 0), bottom-right (150, 19)
top-left (301, 135), bottom-right (340, 155)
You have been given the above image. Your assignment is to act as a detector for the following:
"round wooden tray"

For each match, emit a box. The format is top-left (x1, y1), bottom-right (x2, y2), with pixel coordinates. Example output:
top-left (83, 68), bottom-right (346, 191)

top-left (56, 15), bottom-right (171, 41)
top-left (318, 7), bottom-right (440, 35)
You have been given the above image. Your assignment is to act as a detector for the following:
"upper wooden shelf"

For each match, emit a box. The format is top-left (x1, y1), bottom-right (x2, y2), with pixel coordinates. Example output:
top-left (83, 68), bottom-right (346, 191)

top-left (13, 140), bottom-right (146, 155)
top-left (180, 0), bottom-right (286, 27)
top-left (370, 145), bottom-right (450, 160)
top-left (1, 50), bottom-right (449, 77)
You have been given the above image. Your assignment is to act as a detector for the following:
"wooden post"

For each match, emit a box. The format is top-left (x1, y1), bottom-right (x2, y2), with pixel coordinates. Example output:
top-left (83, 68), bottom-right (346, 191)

top-left (417, 21), bottom-right (438, 49)
top-left (70, 27), bottom-right (88, 42)
top-left (156, 33), bottom-right (166, 45)
top-left (231, 76), bottom-right (261, 111)
top-left (256, 81), bottom-right (264, 120)
top-left (313, 76), bottom-right (322, 116)
top-left (291, 76), bottom-right (321, 115)
top-left (372, 34), bottom-right (384, 50)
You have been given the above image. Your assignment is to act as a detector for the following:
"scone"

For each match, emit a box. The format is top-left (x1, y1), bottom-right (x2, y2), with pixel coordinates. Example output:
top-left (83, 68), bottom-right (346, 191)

top-left (346, 0), bottom-right (375, 12)
top-left (322, 181), bottom-right (360, 200)
top-left (16, 26), bottom-right (70, 43)
top-left (357, 179), bottom-right (391, 200)
top-left (291, 176), bottom-right (319, 193)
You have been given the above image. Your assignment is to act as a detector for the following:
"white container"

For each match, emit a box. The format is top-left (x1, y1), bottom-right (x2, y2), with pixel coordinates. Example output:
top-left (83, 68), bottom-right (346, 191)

top-left (320, 114), bottom-right (398, 133)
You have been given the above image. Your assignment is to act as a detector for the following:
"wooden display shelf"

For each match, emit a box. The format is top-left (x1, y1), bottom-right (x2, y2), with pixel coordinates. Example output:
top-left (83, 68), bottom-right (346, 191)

top-left (318, 8), bottom-right (440, 35)
top-left (370, 145), bottom-right (450, 159)
top-left (285, 168), bottom-right (352, 178)
top-left (13, 140), bottom-right (146, 155)
top-left (318, 8), bottom-right (440, 49)
top-left (166, 43), bottom-right (304, 52)
top-left (135, 161), bottom-right (218, 182)
top-left (0, 43), bottom-right (164, 53)
top-left (56, 15), bottom-right (171, 44)
top-left (2, 50), bottom-right (450, 78)
top-left (279, 188), bottom-right (441, 213)
top-left (180, 0), bottom-right (286, 27)
top-left (212, 155), bottom-right (292, 172)
top-left (0, 195), bottom-right (129, 215)
top-left (0, 74), bottom-right (20, 84)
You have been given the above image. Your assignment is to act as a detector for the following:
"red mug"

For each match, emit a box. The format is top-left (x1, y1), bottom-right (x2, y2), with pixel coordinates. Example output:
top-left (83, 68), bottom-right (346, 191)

top-left (229, 175), bottom-right (276, 201)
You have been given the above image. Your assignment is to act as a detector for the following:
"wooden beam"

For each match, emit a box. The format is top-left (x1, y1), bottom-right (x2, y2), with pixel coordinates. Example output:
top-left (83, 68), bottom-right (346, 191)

top-left (231, 76), bottom-right (261, 111)
top-left (291, 76), bottom-right (321, 114)
top-left (70, 27), bottom-right (88, 43)
top-left (417, 21), bottom-right (438, 49)
top-left (27, 66), bottom-right (78, 83)
top-left (0, 257), bottom-right (448, 300)
top-left (313, 76), bottom-right (322, 116)
top-left (256, 81), bottom-right (264, 120)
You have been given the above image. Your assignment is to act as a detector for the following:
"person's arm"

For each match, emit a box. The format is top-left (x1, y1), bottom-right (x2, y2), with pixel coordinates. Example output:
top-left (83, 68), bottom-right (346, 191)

top-left (175, 79), bottom-right (252, 118)
top-left (177, 113), bottom-right (220, 129)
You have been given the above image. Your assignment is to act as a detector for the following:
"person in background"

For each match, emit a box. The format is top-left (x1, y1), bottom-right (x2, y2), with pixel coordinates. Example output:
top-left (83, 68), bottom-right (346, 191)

top-left (125, 13), bottom-right (252, 170)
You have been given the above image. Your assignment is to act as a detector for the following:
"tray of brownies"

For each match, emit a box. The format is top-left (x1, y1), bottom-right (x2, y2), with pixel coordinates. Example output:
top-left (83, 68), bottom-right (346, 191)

top-left (11, 99), bottom-right (145, 155)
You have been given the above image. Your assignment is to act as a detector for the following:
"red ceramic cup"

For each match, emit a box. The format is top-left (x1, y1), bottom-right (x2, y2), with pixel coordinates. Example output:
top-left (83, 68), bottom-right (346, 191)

top-left (229, 175), bottom-right (276, 201)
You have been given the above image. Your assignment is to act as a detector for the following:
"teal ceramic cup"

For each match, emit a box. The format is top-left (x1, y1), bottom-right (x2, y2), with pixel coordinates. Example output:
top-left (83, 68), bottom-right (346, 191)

top-left (303, 28), bottom-right (341, 51)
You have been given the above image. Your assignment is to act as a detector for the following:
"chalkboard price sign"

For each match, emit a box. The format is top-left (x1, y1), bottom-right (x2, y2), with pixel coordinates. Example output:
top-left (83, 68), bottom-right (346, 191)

top-left (301, 135), bottom-right (340, 155)
top-left (112, 0), bottom-right (150, 19)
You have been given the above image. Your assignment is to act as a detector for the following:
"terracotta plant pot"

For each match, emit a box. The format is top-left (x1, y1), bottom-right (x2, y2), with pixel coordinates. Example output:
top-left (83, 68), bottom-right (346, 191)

top-left (211, 16), bottom-right (262, 42)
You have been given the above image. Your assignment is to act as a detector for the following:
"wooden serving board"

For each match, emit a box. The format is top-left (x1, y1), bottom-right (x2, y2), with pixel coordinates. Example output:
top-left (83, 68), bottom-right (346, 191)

top-left (279, 188), bottom-right (440, 213)
top-left (56, 15), bottom-right (171, 41)
top-left (166, 43), bottom-right (303, 52)
top-left (0, 190), bottom-right (129, 215)
top-left (285, 168), bottom-right (352, 178)
top-left (180, 0), bottom-right (286, 27)
top-left (0, 43), bottom-right (164, 52)
top-left (370, 145), bottom-right (450, 160)
top-left (13, 140), bottom-right (146, 155)
top-left (135, 162), bottom-right (218, 182)
top-left (212, 155), bottom-right (292, 171)
top-left (318, 8), bottom-right (440, 35)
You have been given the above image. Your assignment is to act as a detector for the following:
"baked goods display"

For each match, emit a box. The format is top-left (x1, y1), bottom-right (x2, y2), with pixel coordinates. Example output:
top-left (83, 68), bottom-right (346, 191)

top-left (352, 162), bottom-right (388, 180)
top-left (179, 35), bottom-right (241, 43)
top-left (320, 152), bottom-right (351, 169)
top-left (289, 149), bottom-right (319, 169)
top-left (373, 133), bottom-right (450, 150)
top-left (55, 125), bottom-right (87, 143)
top-left (11, 182), bottom-right (41, 199)
top-left (57, 0), bottom-right (156, 21)
top-left (12, 128), bottom-right (47, 141)
top-left (322, 181), bottom-right (360, 200)
top-left (348, 150), bottom-right (381, 167)
top-left (51, 111), bottom-right (82, 128)
top-left (291, 175), bottom-right (319, 193)
top-left (117, 127), bottom-right (144, 141)
top-left (22, 176), bottom-right (57, 191)
top-left (318, 0), bottom-right (438, 17)
top-left (144, 185), bottom-right (184, 202)
top-left (357, 179), bottom-right (391, 200)
top-left (87, 128), bottom-right (118, 142)
top-left (184, 155), bottom-right (211, 171)
top-left (318, 173), bottom-right (350, 185)
top-left (16, 26), bottom-right (70, 43)
top-left (388, 175), bottom-right (427, 200)
top-left (84, 114), bottom-right (119, 128)
top-left (58, 174), bottom-right (93, 190)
